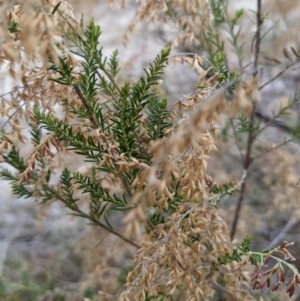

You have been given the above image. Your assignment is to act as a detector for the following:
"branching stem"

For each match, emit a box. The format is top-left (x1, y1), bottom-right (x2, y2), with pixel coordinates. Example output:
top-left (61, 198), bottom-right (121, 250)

top-left (73, 83), bottom-right (99, 128)
top-left (230, 0), bottom-right (262, 241)
top-left (3, 155), bottom-right (140, 249)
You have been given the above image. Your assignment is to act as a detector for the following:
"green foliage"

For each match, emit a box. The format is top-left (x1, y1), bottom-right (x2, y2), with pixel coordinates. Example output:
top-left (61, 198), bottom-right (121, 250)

top-left (117, 266), bottom-right (134, 285)
top-left (73, 169), bottom-right (132, 213)
top-left (203, 1), bottom-right (242, 91)
top-left (111, 46), bottom-right (170, 159)
top-left (210, 181), bottom-right (237, 207)
top-left (147, 95), bottom-right (172, 140)
top-left (213, 236), bottom-right (252, 269)
top-left (0, 270), bottom-right (65, 301)
top-left (33, 106), bottom-right (105, 163)
top-left (8, 20), bottom-right (20, 33)
top-left (51, 2), bottom-right (62, 15)
top-left (144, 292), bottom-right (173, 301)
top-left (60, 167), bottom-right (80, 205)
top-left (1, 19), bottom-right (172, 234)
top-left (108, 50), bottom-right (120, 78)
top-left (49, 56), bottom-right (75, 86)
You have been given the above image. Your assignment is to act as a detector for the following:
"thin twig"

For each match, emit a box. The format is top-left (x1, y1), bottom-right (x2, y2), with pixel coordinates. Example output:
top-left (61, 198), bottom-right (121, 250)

top-left (3, 155), bottom-right (140, 249)
top-left (230, 106), bottom-right (256, 240)
top-left (1, 87), bottom-right (51, 131)
top-left (168, 52), bottom-right (215, 68)
top-left (263, 209), bottom-right (300, 251)
top-left (254, 103), bottom-right (294, 138)
top-left (259, 19), bottom-right (279, 42)
top-left (50, 190), bottom-right (139, 249)
top-left (0, 84), bottom-right (29, 98)
top-left (73, 206), bottom-right (141, 249)
top-left (255, 110), bottom-right (293, 133)
top-left (47, 187), bottom-right (140, 249)
top-left (230, 0), bottom-right (262, 241)
top-left (47, 188), bottom-right (140, 249)
top-left (133, 131), bottom-right (151, 161)
top-left (95, 56), bottom-right (121, 94)
top-left (230, 118), bottom-right (244, 162)
top-left (73, 83), bottom-right (99, 128)
top-left (120, 173), bottom-right (133, 197)
top-left (253, 138), bottom-right (293, 159)
top-left (41, 174), bottom-right (135, 248)
top-left (259, 62), bottom-right (298, 90)
top-left (253, 0), bottom-right (262, 77)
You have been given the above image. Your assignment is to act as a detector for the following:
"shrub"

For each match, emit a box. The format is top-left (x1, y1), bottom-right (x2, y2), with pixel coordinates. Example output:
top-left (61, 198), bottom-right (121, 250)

top-left (1, 0), bottom-right (300, 300)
